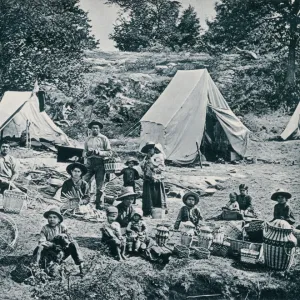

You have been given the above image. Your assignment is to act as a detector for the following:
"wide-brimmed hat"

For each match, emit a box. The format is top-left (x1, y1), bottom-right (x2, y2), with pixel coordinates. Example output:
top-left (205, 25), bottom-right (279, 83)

top-left (140, 141), bottom-right (156, 154)
top-left (66, 162), bottom-right (87, 176)
top-left (182, 192), bottom-right (200, 205)
top-left (132, 208), bottom-right (143, 219)
top-left (88, 120), bottom-right (103, 129)
top-left (116, 186), bottom-right (138, 201)
top-left (271, 189), bottom-right (292, 201)
top-left (106, 206), bottom-right (118, 214)
top-left (44, 206), bottom-right (63, 223)
top-left (125, 157), bottom-right (139, 166)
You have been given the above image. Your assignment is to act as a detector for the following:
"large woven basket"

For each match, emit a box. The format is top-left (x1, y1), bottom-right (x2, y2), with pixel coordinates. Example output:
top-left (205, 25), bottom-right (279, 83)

top-left (173, 245), bottom-right (190, 258)
top-left (193, 247), bottom-right (210, 259)
top-left (3, 190), bottom-right (27, 214)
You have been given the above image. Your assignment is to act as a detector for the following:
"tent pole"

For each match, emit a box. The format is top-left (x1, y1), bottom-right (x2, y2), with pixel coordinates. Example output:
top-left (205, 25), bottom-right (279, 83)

top-left (26, 120), bottom-right (29, 148)
top-left (196, 142), bottom-right (202, 169)
top-left (0, 130), bottom-right (3, 142)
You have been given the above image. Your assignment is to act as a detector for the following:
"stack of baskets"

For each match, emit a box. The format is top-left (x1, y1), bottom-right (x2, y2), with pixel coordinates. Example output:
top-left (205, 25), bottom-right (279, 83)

top-left (3, 190), bottom-right (27, 214)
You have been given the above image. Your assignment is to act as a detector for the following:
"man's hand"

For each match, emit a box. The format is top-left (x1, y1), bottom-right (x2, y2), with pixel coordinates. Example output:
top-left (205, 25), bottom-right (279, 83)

top-left (86, 150), bottom-right (94, 157)
top-left (41, 241), bottom-right (54, 248)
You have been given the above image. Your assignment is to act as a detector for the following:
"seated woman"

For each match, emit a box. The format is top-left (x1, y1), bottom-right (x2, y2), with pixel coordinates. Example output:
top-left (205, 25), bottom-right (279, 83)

top-left (270, 188), bottom-right (295, 225)
top-left (60, 163), bottom-right (90, 212)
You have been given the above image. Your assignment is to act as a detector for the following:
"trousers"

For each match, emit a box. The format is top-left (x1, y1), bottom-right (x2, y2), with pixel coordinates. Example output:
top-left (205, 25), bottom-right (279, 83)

top-left (84, 157), bottom-right (106, 205)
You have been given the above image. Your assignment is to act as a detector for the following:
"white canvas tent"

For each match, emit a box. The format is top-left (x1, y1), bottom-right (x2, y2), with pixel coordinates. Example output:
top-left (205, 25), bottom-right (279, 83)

top-left (280, 102), bottom-right (300, 140)
top-left (0, 91), bottom-right (70, 145)
top-left (140, 69), bottom-right (249, 164)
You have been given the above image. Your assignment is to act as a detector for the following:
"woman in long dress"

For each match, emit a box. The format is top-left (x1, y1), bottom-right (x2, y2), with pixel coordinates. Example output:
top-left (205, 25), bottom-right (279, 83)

top-left (140, 142), bottom-right (167, 217)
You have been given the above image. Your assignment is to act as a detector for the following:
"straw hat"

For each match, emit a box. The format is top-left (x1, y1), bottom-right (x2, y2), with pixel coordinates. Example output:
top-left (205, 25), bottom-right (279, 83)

top-left (44, 206), bottom-right (63, 223)
top-left (125, 157), bottom-right (139, 166)
top-left (116, 186), bottom-right (138, 201)
top-left (132, 208), bottom-right (143, 219)
top-left (88, 120), bottom-right (103, 129)
top-left (66, 162), bottom-right (87, 176)
top-left (182, 192), bottom-right (200, 205)
top-left (106, 206), bottom-right (118, 214)
top-left (271, 189), bottom-right (292, 201)
top-left (140, 141), bottom-right (156, 154)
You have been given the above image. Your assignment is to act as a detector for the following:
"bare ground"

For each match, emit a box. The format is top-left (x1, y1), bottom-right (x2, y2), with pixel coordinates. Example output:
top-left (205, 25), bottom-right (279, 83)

top-left (0, 138), bottom-right (299, 300)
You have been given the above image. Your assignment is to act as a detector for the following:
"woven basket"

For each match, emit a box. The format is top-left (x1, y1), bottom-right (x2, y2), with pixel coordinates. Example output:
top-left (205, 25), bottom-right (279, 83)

top-left (193, 247), bottom-right (210, 259)
top-left (227, 238), bottom-right (262, 256)
top-left (245, 220), bottom-right (264, 233)
top-left (3, 190), bottom-right (27, 214)
top-left (240, 248), bottom-right (260, 264)
top-left (224, 222), bottom-right (243, 239)
top-left (104, 195), bottom-right (115, 205)
top-left (104, 156), bottom-right (123, 174)
top-left (221, 210), bottom-right (241, 220)
top-left (173, 245), bottom-right (190, 258)
top-left (210, 242), bottom-right (230, 257)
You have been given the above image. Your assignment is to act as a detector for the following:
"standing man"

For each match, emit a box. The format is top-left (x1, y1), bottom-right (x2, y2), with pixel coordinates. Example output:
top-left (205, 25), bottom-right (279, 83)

top-left (83, 120), bottom-right (112, 210)
top-left (0, 142), bottom-right (18, 194)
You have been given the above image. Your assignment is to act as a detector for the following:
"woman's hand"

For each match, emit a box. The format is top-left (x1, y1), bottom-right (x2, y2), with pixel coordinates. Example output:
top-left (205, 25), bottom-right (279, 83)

top-left (41, 241), bottom-right (54, 248)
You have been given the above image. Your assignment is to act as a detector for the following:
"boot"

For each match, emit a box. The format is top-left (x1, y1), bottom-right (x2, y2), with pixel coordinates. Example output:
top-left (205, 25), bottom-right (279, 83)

top-left (95, 191), bottom-right (104, 210)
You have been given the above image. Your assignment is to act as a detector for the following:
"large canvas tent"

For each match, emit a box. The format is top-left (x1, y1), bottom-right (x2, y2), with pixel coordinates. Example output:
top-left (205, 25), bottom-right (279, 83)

top-left (280, 102), bottom-right (300, 140)
top-left (0, 91), bottom-right (70, 145)
top-left (140, 69), bottom-right (249, 164)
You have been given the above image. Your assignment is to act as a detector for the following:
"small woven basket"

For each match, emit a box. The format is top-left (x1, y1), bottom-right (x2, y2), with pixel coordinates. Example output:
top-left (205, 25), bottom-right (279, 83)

top-left (210, 242), bottom-right (230, 257)
top-left (240, 248), bottom-right (260, 264)
top-left (245, 220), bottom-right (264, 233)
top-left (221, 210), bottom-right (240, 220)
top-left (227, 238), bottom-right (262, 256)
top-left (193, 247), bottom-right (210, 259)
top-left (3, 190), bottom-right (27, 214)
top-left (224, 222), bottom-right (243, 239)
top-left (104, 154), bottom-right (123, 174)
top-left (173, 245), bottom-right (190, 258)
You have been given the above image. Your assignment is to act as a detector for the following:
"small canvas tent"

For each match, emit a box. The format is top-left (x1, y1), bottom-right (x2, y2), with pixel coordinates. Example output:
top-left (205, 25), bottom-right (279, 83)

top-left (0, 91), bottom-right (70, 145)
top-left (280, 102), bottom-right (300, 140)
top-left (140, 69), bottom-right (249, 164)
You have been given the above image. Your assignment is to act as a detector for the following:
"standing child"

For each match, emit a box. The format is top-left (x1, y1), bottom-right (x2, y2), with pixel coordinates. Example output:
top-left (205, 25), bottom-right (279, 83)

top-left (117, 157), bottom-right (140, 204)
top-left (101, 206), bottom-right (127, 261)
top-left (174, 192), bottom-right (203, 230)
top-left (126, 208), bottom-right (147, 253)
top-left (270, 188), bottom-right (295, 225)
top-left (34, 206), bottom-right (84, 275)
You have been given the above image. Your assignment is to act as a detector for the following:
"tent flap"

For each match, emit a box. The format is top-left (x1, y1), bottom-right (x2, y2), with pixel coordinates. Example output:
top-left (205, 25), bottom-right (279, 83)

top-left (281, 102), bottom-right (300, 140)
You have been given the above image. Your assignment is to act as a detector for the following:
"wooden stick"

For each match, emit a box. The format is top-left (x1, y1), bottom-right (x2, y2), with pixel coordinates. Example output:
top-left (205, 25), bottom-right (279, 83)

top-left (186, 294), bottom-right (222, 299)
top-left (196, 142), bottom-right (203, 169)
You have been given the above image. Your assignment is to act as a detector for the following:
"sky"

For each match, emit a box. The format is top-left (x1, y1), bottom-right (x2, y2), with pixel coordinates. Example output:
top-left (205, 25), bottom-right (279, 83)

top-left (80, 0), bottom-right (217, 51)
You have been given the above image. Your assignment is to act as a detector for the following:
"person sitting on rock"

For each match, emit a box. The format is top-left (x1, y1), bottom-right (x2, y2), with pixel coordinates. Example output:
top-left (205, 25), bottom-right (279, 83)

top-left (116, 157), bottom-right (140, 204)
top-left (236, 184), bottom-right (256, 216)
top-left (101, 206), bottom-right (126, 261)
top-left (270, 189), bottom-right (295, 225)
top-left (174, 192), bottom-right (203, 230)
top-left (126, 208), bottom-right (147, 253)
top-left (34, 206), bottom-right (84, 276)
top-left (116, 186), bottom-right (137, 228)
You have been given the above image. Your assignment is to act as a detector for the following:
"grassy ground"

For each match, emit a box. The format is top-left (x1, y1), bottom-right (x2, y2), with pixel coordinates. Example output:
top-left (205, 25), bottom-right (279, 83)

top-left (0, 133), bottom-right (299, 299)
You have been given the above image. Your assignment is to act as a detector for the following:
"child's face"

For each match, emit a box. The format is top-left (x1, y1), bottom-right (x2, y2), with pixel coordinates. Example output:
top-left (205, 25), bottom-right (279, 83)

top-left (240, 189), bottom-right (246, 196)
top-left (230, 194), bottom-right (237, 203)
top-left (277, 195), bottom-right (287, 204)
top-left (128, 162), bottom-right (134, 168)
top-left (133, 214), bottom-right (140, 222)
top-left (71, 167), bottom-right (82, 180)
top-left (185, 196), bottom-right (196, 207)
top-left (107, 213), bottom-right (118, 223)
top-left (48, 214), bottom-right (60, 226)
top-left (123, 196), bottom-right (134, 207)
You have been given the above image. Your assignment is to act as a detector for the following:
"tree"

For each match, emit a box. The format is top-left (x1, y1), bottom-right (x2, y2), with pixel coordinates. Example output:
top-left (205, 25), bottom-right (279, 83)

top-left (205, 0), bottom-right (300, 86)
top-left (177, 5), bottom-right (201, 48)
top-left (0, 0), bottom-right (97, 96)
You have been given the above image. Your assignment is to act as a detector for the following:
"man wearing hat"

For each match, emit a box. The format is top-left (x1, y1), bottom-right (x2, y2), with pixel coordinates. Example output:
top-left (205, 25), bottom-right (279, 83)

top-left (116, 186), bottom-right (137, 228)
top-left (84, 120), bottom-right (112, 210)
top-left (270, 189), bottom-right (295, 225)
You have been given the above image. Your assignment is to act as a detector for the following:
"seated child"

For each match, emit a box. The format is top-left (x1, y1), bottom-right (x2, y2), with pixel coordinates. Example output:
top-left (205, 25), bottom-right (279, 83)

top-left (34, 206), bottom-right (83, 275)
top-left (117, 157), bottom-right (140, 204)
top-left (101, 206), bottom-right (127, 261)
top-left (174, 192), bottom-right (203, 230)
top-left (126, 208), bottom-right (147, 252)
top-left (270, 189), bottom-right (295, 225)
top-left (223, 193), bottom-right (240, 211)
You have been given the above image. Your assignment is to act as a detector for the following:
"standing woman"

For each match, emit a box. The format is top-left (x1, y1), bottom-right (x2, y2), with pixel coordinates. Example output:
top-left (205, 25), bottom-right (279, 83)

top-left (141, 142), bottom-right (167, 217)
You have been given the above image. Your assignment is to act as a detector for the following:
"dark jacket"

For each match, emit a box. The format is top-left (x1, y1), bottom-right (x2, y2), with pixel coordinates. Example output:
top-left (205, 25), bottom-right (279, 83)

top-left (119, 167), bottom-right (140, 186)
top-left (174, 206), bottom-right (203, 230)
top-left (272, 203), bottom-right (295, 225)
top-left (61, 178), bottom-right (90, 201)
top-left (236, 194), bottom-right (254, 211)
top-left (116, 202), bottom-right (134, 228)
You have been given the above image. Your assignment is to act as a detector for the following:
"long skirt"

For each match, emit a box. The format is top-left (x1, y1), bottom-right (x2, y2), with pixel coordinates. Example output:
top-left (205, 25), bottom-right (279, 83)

top-left (142, 179), bottom-right (167, 216)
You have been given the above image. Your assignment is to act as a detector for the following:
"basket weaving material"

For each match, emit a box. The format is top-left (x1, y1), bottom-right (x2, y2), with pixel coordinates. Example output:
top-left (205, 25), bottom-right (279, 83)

top-left (3, 190), bottom-right (27, 214)
top-left (0, 213), bottom-right (18, 257)
top-left (240, 249), bottom-right (260, 264)
top-left (194, 247), bottom-right (210, 259)
top-left (174, 245), bottom-right (190, 258)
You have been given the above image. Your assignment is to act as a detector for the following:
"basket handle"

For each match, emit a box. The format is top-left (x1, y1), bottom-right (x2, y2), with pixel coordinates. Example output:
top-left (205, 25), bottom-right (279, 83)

top-left (283, 241), bottom-right (296, 256)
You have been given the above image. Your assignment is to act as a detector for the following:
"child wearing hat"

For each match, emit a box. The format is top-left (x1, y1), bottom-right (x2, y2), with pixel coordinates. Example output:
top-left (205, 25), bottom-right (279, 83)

top-left (117, 157), bottom-right (140, 204)
top-left (101, 206), bottom-right (126, 261)
top-left (174, 192), bottom-right (203, 230)
top-left (34, 206), bottom-right (84, 275)
top-left (126, 208), bottom-right (147, 253)
top-left (61, 163), bottom-right (90, 212)
top-left (270, 189), bottom-right (295, 225)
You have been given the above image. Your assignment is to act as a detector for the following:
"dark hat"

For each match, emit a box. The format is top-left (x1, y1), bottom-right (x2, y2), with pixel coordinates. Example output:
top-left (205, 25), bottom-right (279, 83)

top-left (125, 157), bottom-right (139, 166)
top-left (88, 120), bottom-right (103, 129)
top-left (140, 141), bottom-right (156, 154)
top-left (116, 186), bottom-right (138, 201)
top-left (271, 189), bottom-right (292, 201)
top-left (106, 206), bottom-right (118, 214)
top-left (44, 206), bottom-right (63, 223)
top-left (66, 162), bottom-right (87, 177)
top-left (182, 192), bottom-right (200, 205)
top-left (239, 184), bottom-right (248, 190)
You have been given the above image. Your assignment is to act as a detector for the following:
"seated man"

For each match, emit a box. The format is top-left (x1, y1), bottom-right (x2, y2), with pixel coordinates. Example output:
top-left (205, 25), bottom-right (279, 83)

top-left (236, 184), bottom-right (256, 217)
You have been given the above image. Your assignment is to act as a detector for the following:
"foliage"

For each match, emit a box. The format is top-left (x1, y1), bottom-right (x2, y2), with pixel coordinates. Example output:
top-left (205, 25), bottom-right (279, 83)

top-left (0, 0), bottom-right (97, 96)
